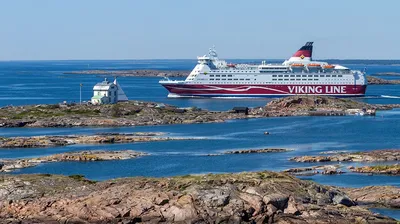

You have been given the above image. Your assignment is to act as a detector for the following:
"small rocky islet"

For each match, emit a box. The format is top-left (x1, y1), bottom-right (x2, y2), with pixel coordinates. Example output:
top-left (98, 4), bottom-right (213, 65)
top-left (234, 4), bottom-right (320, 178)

top-left (0, 132), bottom-right (200, 148)
top-left (0, 171), bottom-right (398, 223)
top-left (0, 150), bottom-right (147, 172)
top-left (288, 149), bottom-right (400, 176)
top-left (1, 96), bottom-right (400, 128)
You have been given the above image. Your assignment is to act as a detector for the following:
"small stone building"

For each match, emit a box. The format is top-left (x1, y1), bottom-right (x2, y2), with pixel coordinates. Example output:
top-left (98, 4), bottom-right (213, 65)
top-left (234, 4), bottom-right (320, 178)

top-left (91, 78), bottom-right (118, 105)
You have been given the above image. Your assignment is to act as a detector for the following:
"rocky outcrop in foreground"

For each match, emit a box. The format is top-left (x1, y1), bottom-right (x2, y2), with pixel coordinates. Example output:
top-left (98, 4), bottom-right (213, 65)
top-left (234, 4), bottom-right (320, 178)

top-left (63, 69), bottom-right (190, 77)
top-left (342, 186), bottom-right (400, 208)
top-left (350, 164), bottom-right (400, 175)
top-left (0, 150), bottom-right (147, 172)
top-left (0, 133), bottom-right (198, 148)
top-left (0, 172), bottom-right (397, 223)
top-left (1, 96), bottom-right (399, 128)
top-left (290, 149), bottom-right (400, 163)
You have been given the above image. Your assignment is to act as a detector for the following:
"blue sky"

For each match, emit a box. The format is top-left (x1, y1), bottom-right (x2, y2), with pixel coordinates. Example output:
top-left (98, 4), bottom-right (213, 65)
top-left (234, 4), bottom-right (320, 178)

top-left (0, 0), bottom-right (399, 60)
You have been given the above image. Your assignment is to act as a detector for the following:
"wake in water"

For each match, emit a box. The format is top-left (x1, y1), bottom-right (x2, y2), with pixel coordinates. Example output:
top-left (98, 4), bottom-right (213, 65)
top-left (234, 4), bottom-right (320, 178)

top-left (381, 95), bottom-right (400, 99)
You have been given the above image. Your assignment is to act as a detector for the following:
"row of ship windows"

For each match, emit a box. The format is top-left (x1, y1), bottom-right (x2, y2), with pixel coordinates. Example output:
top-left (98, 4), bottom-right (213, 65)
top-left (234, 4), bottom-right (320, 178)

top-left (208, 74), bottom-right (344, 78)
top-left (207, 71), bottom-right (257, 73)
top-left (210, 78), bottom-right (251, 81)
top-left (272, 74), bottom-right (343, 78)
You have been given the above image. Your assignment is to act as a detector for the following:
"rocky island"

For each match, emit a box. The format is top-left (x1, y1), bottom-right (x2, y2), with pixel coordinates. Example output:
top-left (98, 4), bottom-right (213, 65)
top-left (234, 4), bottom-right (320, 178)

top-left (290, 149), bottom-right (400, 163)
top-left (0, 171), bottom-right (397, 223)
top-left (0, 150), bottom-right (147, 172)
top-left (367, 76), bottom-right (400, 85)
top-left (1, 96), bottom-right (399, 128)
top-left (350, 164), bottom-right (400, 175)
top-left (0, 133), bottom-right (201, 148)
top-left (287, 150), bottom-right (400, 176)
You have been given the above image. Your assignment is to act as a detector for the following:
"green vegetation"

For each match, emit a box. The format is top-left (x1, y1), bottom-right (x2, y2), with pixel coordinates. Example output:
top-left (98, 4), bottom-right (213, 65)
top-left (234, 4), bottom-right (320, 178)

top-left (68, 174), bottom-right (96, 184)
top-left (369, 164), bottom-right (400, 171)
top-left (9, 107), bottom-right (101, 119)
top-left (111, 104), bottom-right (121, 117)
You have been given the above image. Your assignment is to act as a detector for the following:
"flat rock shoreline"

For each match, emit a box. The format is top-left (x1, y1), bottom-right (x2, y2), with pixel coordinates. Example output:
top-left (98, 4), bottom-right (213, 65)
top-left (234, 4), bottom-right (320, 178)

top-left (0, 171), bottom-right (397, 223)
top-left (1, 96), bottom-right (399, 128)
top-left (0, 133), bottom-right (199, 148)
top-left (0, 150), bottom-right (147, 172)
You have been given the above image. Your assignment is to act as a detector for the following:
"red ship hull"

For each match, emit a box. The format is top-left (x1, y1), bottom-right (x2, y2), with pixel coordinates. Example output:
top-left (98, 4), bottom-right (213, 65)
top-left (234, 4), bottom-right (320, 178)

top-left (161, 84), bottom-right (367, 97)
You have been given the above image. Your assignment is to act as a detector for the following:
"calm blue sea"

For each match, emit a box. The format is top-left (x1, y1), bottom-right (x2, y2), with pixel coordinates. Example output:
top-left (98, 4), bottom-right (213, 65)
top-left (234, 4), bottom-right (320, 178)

top-left (0, 60), bottom-right (400, 110)
top-left (0, 60), bottom-right (399, 218)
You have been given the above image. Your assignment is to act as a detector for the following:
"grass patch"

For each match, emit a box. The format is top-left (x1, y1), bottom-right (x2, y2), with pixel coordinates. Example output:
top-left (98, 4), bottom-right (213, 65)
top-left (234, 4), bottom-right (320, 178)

top-left (68, 174), bottom-right (97, 184)
top-left (369, 164), bottom-right (400, 171)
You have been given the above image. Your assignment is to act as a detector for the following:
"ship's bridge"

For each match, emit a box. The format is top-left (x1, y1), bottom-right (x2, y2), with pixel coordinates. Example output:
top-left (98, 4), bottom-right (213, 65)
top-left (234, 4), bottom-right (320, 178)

top-left (197, 47), bottom-right (227, 69)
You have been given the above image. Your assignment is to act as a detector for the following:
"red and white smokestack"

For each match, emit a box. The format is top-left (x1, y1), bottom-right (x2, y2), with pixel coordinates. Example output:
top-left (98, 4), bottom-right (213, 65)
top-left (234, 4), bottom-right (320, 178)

top-left (288, 42), bottom-right (313, 62)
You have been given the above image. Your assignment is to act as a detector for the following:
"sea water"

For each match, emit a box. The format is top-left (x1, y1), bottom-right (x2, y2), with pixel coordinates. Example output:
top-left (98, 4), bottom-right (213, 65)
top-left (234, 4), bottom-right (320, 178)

top-left (0, 60), bottom-right (400, 110)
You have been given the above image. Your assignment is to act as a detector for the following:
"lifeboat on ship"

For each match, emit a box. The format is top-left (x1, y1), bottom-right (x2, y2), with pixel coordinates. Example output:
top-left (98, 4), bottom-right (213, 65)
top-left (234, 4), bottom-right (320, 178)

top-left (323, 64), bottom-right (335, 72)
top-left (290, 63), bottom-right (304, 72)
top-left (227, 63), bottom-right (236, 68)
top-left (307, 63), bottom-right (322, 72)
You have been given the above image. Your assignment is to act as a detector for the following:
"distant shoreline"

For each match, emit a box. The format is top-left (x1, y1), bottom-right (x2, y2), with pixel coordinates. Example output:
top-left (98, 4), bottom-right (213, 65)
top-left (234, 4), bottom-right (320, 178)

top-left (64, 69), bottom-right (190, 77)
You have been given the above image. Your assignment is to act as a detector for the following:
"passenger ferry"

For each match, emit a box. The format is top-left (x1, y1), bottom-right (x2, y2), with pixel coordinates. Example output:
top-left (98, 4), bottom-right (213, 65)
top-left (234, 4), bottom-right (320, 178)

top-left (159, 42), bottom-right (367, 97)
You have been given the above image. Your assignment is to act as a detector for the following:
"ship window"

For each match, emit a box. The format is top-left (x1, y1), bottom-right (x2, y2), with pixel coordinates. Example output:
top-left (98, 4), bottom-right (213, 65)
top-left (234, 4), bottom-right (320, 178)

top-left (302, 75), bottom-right (307, 77)
top-left (222, 75), bottom-right (226, 77)
top-left (245, 79), bottom-right (250, 80)
top-left (210, 75), bottom-right (214, 77)
top-left (308, 75), bottom-right (313, 77)
top-left (234, 79), bottom-right (238, 80)
top-left (216, 75), bottom-right (220, 77)
top-left (272, 79), bottom-right (277, 81)
top-left (302, 79), bottom-right (307, 81)
top-left (332, 75), bottom-right (337, 77)
top-left (222, 79), bottom-right (226, 80)
top-left (210, 79), bottom-right (214, 80)
top-left (284, 79), bottom-right (289, 81)
top-left (284, 75), bottom-right (289, 77)
top-left (240, 79), bottom-right (244, 80)
top-left (290, 79), bottom-right (295, 80)
top-left (278, 75), bottom-right (283, 77)
top-left (290, 75), bottom-right (295, 77)
top-left (228, 75), bottom-right (232, 77)
top-left (320, 75), bottom-right (325, 77)
top-left (278, 79), bottom-right (283, 81)
top-left (216, 79), bottom-right (220, 80)
top-left (296, 75), bottom-right (301, 77)
top-left (338, 75), bottom-right (343, 77)
top-left (228, 79), bottom-right (232, 80)
top-left (326, 75), bottom-right (331, 77)
top-left (272, 75), bottom-right (277, 77)
top-left (314, 79), bottom-right (318, 81)
top-left (308, 79), bottom-right (313, 81)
